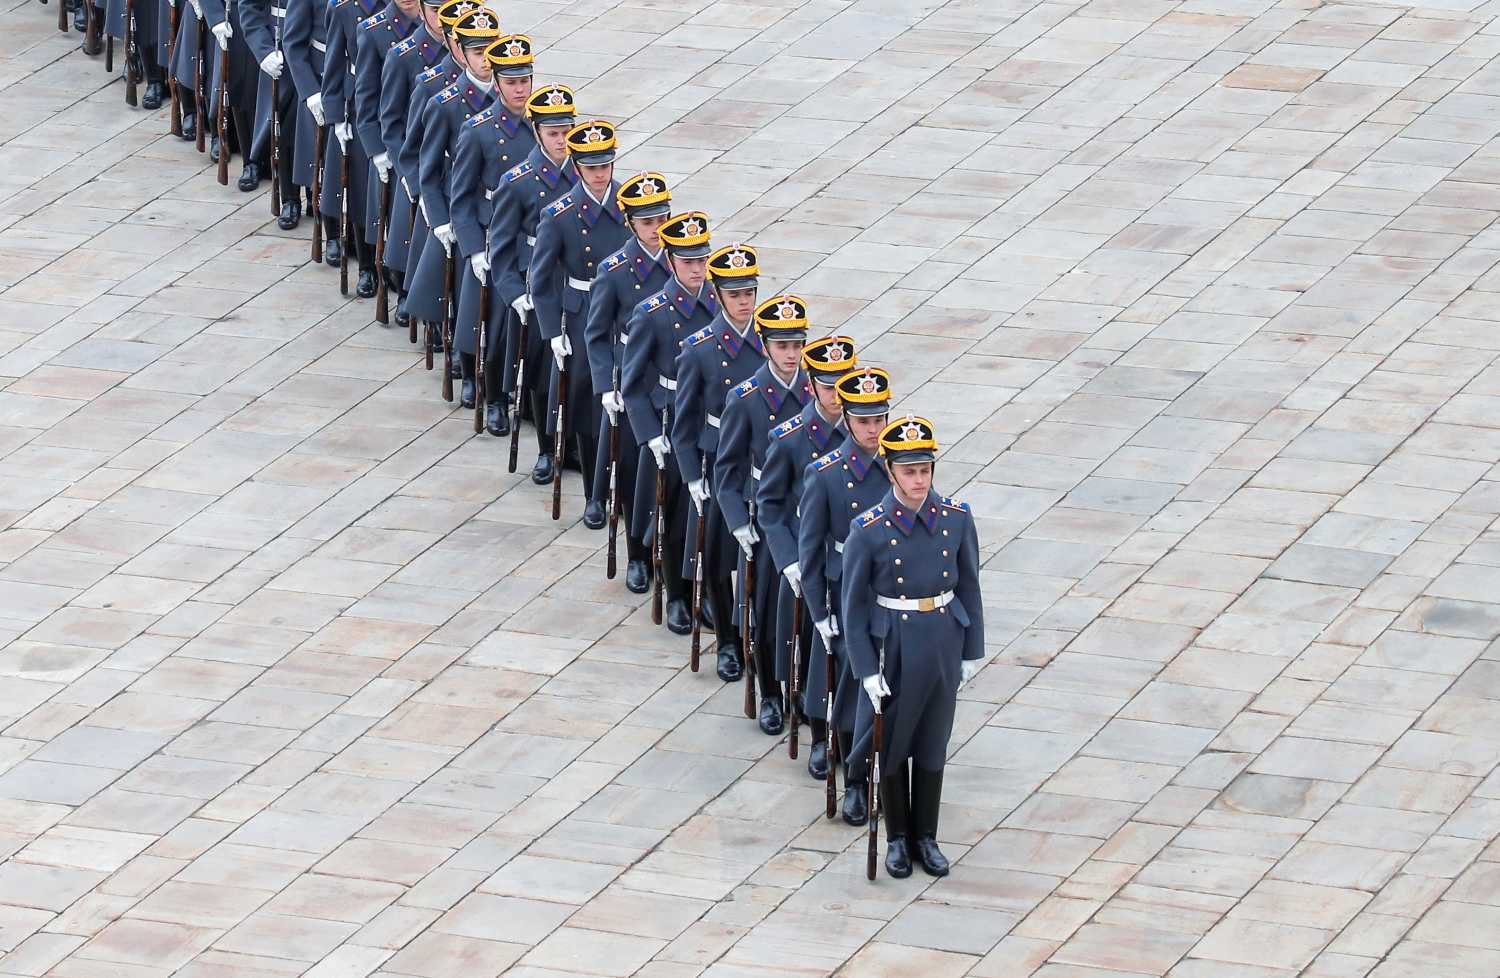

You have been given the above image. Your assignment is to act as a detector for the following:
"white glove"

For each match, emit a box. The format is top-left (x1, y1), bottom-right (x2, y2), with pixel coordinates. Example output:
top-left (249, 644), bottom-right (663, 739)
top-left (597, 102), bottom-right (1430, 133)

top-left (510, 293), bottom-right (532, 318)
top-left (961, 659), bottom-right (980, 685)
top-left (434, 223), bottom-right (455, 255)
top-left (188, 0), bottom-right (201, 16)
top-left (305, 93), bottom-right (325, 126)
top-left (815, 616), bottom-right (838, 647)
top-left (550, 333), bottom-right (571, 370)
top-left (687, 478), bottom-right (709, 507)
top-left (259, 51), bottom-right (284, 79)
top-left (782, 564), bottom-right (802, 598)
top-left (418, 196), bottom-right (428, 223)
top-left (333, 121), bottom-right (352, 150)
top-left (601, 391), bottom-right (622, 423)
top-left (372, 152), bottom-right (391, 183)
top-left (732, 522), bottom-right (758, 560)
top-left (166, 0), bottom-right (175, 9)
top-left (863, 673), bottom-right (891, 713)
top-left (401, 177), bottom-right (414, 202)
top-left (211, 19), bottom-right (232, 49)
top-left (469, 253), bottom-right (489, 283)
top-left (647, 435), bottom-right (670, 468)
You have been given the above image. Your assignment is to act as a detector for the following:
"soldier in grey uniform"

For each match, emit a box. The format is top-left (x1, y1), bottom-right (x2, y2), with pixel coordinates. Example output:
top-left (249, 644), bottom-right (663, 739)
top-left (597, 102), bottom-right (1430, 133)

top-left (104, 0), bottom-right (167, 108)
top-left (453, 33), bottom-right (535, 436)
top-left (713, 296), bottom-right (810, 734)
top-left (672, 243), bottom-right (764, 680)
top-left (320, 0), bottom-right (383, 295)
top-left (530, 119), bottom-right (626, 527)
top-left (842, 416), bottom-right (984, 879)
top-left (798, 366), bottom-right (891, 825)
top-left (757, 335), bottom-right (855, 775)
top-left (583, 172), bottom-right (674, 595)
top-left (238, 0), bottom-right (301, 223)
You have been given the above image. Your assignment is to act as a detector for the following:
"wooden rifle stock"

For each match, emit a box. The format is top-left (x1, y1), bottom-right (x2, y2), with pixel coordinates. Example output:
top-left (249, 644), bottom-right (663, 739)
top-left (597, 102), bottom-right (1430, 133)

top-left (507, 306), bottom-right (525, 473)
top-left (106, 32), bottom-right (113, 72)
top-left (407, 208), bottom-right (417, 340)
top-left (605, 386), bottom-right (620, 580)
top-left (788, 593), bottom-right (802, 759)
top-left (84, 0), bottom-right (101, 56)
top-left (867, 665), bottom-right (883, 882)
top-left (215, 45), bottom-right (228, 186)
top-left (374, 178), bottom-right (391, 322)
top-left (269, 71), bottom-right (281, 214)
top-left (742, 507), bottom-right (757, 719)
top-left (651, 408), bottom-right (666, 626)
top-left (310, 126), bottom-right (325, 262)
top-left (167, 0), bottom-right (182, 135)
top-left (123, 0), bottom-right (137, 107)
top-left (473, 281), bottom-right (487, 433)
top-left (57, 0), bottom-right (68, 35)
top-left (194, 16), bottom-right (206, 152)
top-left (551, 333), bottom-right (566, 520)
top-left (688, 500), bottom-right (704, 672)
top-left (441, 247), bottom-right (454, 402)
top-left (825, 615), bottom-right (837, 819)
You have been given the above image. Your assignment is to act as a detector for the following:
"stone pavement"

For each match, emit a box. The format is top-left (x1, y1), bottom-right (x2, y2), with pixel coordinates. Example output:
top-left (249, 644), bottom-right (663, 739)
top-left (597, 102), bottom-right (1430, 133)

top-left (8, 0), bottom-right (1500, 974)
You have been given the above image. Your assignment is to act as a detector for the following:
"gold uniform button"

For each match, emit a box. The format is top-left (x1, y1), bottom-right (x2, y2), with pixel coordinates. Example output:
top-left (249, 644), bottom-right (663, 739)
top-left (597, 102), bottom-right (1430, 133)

top-left (943, 571), bottom-right (949, 578)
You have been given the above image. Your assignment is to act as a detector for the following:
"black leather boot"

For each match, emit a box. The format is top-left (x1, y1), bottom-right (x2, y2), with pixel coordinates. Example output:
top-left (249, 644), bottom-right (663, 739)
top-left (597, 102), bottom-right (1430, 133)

top-left (716, 640), bottom-right (741, 681)
top-left (357, 270), bottom-right (376, 298)
top-left (911, 766), bottom-right (949, 877)
top-left (666, 598), bottom-right (692, 636)
top-left (141, 79), bottom-right (165, 110)
top-left (582, 500), bottom-right (606, 530)
top-left (758, 694), bottom-right (784, 736)
top-left (626, 558), bottom-right (649, 595)
top-left (842, 778), bottom-right (868, 826)
top-left (807, 725), bottom-right (828, 780)
top-left (277, 196), bottom-right (301, 230)
top-left (238, 161), bottom-right (262, 192)
top-left (882, 762), bottom-right (912, 878)
top-left (180, 112), bottom-right (196, 142)
top-left (323, 234), bottom-right (342, 268)
top-left (485, 401), bottom-right (508, 436)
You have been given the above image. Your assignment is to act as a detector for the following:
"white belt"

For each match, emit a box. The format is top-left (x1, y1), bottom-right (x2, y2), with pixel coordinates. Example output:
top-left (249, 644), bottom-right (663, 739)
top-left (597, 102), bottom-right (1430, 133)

top-left (706, 413), bottom-right (719, 428)
top-left (658, 376), bottom-right (676, 391)
top-left (312, 39), bottom-right (326, 52)
top-left (272, 5), bottom-right (285, 14)
top-left (876, 591), bottom-right (954, 613)
top-left (750, 465), bottom-right (762, 481)
top-left (567, 276), bottom-right (592, 292)
top-left (484, 188), bottom-right (494, 201)
top-left (833, 540), bottom-right (844, 553)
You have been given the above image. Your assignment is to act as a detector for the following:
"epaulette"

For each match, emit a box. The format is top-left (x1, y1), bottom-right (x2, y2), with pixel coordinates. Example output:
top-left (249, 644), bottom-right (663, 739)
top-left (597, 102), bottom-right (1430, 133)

top-left (685, 325), bottom-right (714, 346)
top-left (391, 35), bottom-right (417, 56)
top-left (436, 84), bottom-right (462, 104)
top-left (358, 9), bottom-right (386, 28)
top-left (503, 160), bottom-right (532, 183)
top-left (543, 193), bottom-right (574, 219)
top-left (466, 106), bottom-right (494, 128)
top-left (734, 378), bottom-right (756, 399)
top-left (416, 65), bottom-right (442, 84)
top-left (600, 248), bottom-right (629, 273)
top-left (774, 415), bottom-right (804, 440)
top-left (941, 496), bottom-right (970, 514)
top-left (813, 449), bottom-right (842, 472)
top-left (855, 503), bottom-right (885, 529)
top-left (333, 0), bottom-right (348, 8)
top-left (638, 292), bottom-right (668, 314)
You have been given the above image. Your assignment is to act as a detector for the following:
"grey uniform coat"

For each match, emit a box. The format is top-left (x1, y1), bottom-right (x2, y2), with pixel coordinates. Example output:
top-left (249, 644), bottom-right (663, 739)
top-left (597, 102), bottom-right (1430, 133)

top-left (319, 0), bottom-right (378, 231)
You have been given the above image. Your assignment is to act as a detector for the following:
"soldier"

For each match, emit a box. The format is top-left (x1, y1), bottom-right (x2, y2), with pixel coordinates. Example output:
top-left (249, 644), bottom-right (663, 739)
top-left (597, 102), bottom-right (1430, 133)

top-left (842, 416), bottom-right (983, 879)
top-left (713, 296), bottom-right (811, 733)
top-left (671, 242), bottom-right (764, 680)
top-left (104, 0), bottom-right (167, 108)
top-left (622, 212), bottom-right (719, 635)
top-left (320, 0), bottom-right (382, 296)
top-left (453, 34), bottom-right (534, 437)
top-left (238, 0), bottom-right (300, 224)
top-left (583, 171), bottom-right (673, 594)
top-left (166, 0), bottom-right (205, 140)
top-left (797, 366), bottom-right (891, 825)
top-left (488, 84), bottom-right (576, 482)
top-left (194, 0), bottom-right (254, 179)
top-left (352, 0), bottom-right (419, 291)
top-left (530, 120), bottom-right (625, 527)
top-left (283, 0), bottom-right (332, 243)
top-left (757, 335), bottom-right (856, 773)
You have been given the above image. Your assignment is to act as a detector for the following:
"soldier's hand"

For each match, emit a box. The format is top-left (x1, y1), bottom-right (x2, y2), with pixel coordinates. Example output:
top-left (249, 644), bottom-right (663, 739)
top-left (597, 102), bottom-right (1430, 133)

top-left (305, 93), bottom-right (325, 127)
top-left (862, 673), bottom-right (890, 713)
top-left (549, 334), bottom-right (571, 370)
top-left (647, 435), bottom-right (670, 469)
top-left (960, 659), bottom-right (980, 686)
top-left (469, 253), bottom-right (490, 284)
top-left (782, 563), bottom-right (802, 598)
top-left (600, 391), bottom-right (622, 423)
top-left (434, 223), bottom-right (455, 255)
top-left (401, 177), bottom-right (414, 202)
top-left (687, 478), bottom-right (709, 508)
top-left (731, 522), bottom-right (757, 559)
top-left (814, 616), bottom-right (837, 647)
top-left (210, 19), bottom-right (232, 49)
top-left (510, 293), bottom-right (532, 318)
top-left (260, 51), bottom-right (284, 80)
top-left (372, 152), bottom-right (391, 183)
top-left (333, 121), bottom-right (352, 150)
top-left (188, 0), bottom-right (202, 15)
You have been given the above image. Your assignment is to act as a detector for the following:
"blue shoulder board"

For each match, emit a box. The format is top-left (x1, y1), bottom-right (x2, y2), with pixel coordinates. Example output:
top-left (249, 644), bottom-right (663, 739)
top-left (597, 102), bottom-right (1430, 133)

top-left (391, 36), bottom-right (417, 55)
top-left (332, 0), bottom-right (347, 8)
top-left (685, 325), bottom-right (713, 346)
top-left (774, 415), bottom-right (804, 440)
top-left (503, 160), bottom-right (532, 183)
top-left (855, 503), bottom-right (885, 529)
top-left (466, 106), bottom-right (494, 128)
top-left (638, 292), bottom-right (668, 314)
top-left (436, 84), bottom-right (462, 104)
top-left (600, 248), bottom-right (629, 273)
top-left (543, 193), bottom-right (574, 219)
top-left (358, 9), bottom-right (386, 28)
top-left (417, 65), bottom-right (442, 83)
top-left (941, 496), bottom-right (970, 513)
top-left (734, 378), bottom-right (756, 399)
top-left (813, 449), bottom-right (842, 472)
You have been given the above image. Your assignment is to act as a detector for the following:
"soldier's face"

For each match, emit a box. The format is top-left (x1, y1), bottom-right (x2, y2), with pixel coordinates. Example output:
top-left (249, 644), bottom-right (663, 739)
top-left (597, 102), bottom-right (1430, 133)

top-left (538, 123), bottom-right (570, 161)
top-left (462, 46), bottom-right (492, 80)
top-left (717, 286), bottom-right (757, 326)
top-left (767, 338), bottom-right (804, 377)
top-left (669, 255), bottom-right (708, 292)
top-left (394, 0), bottom-right (420, 16)
top-left (891, 461), bottom-right (932, 502)
top-left (848, 412), bottom-right (886, 453)
top-left (813, 379), bottom-right (842, 419)
top-left (496, 74), bottom-right (532, 113)
top-left (421, 6), bottom-right (441, 34)
top-left (578, 162), bottom-right (614, 197)
top-left (629, 213), bottom-right (670, 252)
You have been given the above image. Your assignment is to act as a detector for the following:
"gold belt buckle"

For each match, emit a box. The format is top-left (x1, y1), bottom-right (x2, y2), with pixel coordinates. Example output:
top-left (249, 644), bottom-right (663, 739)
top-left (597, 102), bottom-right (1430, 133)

top-left (916, 596), bottom-right (935, 613)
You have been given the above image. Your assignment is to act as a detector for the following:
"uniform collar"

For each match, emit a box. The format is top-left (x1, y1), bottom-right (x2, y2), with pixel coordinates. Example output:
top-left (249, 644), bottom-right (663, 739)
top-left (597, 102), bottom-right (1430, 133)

top-left (844, 441), bottom-right (878, 483)
top-left (571, 180), bottom-right (623, 227)
top-left (669, 283), bottom-right (714, 319)
top-left (356, 0), bottom-right (379, 17)
top-left (418, 38), bottom-right (442, 65)
top-left (528, 146), bottom-right (573, 189)
top-left (461, 79), bottom-right (492, 112)
top-left (628, 240), bottom-right (666, 283)
top-left (802, 400), bottom-right (843, 451)
top-left (495, 104), bottom-right (525, 136)
top-left (755, 363), bottom-right (807, 415)
top-left (884, 488), bottom-right (939, 536)
top-left (390, 7), bottom-right (417, 38)
top-left (719, 312), bottom-right (760, 360)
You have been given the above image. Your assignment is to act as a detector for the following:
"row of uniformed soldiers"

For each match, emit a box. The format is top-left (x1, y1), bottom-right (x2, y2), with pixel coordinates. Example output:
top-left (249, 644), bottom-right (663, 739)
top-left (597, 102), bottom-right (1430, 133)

top-left (57, 0), bottom-right (988, 880)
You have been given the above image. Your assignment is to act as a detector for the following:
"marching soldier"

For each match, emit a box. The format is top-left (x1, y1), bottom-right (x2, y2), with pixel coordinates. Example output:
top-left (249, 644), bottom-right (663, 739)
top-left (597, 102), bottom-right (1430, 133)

top-left (671, 242), bottom-right (764, 680)
top-left (283, 0), bottom-right (333, 243)
top-left (488, 84), bottom-right (576, 482)
top-left (530, 120), bottom-right (625, 527)
top-left (797, 366), bottom-right (891, 825)
top-left (621, 212), bottom-right (719, 635)
top-left (320, 0), bottom-right (382, 295)
top-left (194, 0), bottom-right (253, 176)
top-left (352, 0), bottom-right (419, 282)
top-left (757, 335), bottom-right (856, 774)
top-left (452, 34), bottom-right (535, 436)
top-left (713, 296), bottom-right (810, 733)
top-left (583, 171), bottom-right (673, 594)
top-left (105, 0), bottom-right (167, 108)
top-left (842, 416), bottom-right (983, 878)
top-left (167, 0), bottom-right (205, 140)
top-left (239, 0), bottom-right (303, 226)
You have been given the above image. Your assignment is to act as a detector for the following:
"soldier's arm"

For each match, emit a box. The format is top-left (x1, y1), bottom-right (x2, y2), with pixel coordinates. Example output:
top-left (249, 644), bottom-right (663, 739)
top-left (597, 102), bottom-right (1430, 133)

top-left (621, 305), bottom-right (661, 445)
top-left (282, 0), bottom-right (318, 99)
top-left (449, 125), bottom-right (485, 257)
top-left (798, 469), bottom-right (831, 623)
top-left (418, 107), bottom-right (454, 227)
top-left (320, 9), bottom-right (347, 122)
top-left (839, 524), bottom-right (879, 680)
top-left (237, 0), bottom-right (275, 62)
top-left (669, 351), bottom-right (704, 484)
top-left (352, 26), bottom-right (386, 156)
top-left (197, 0), bottom-right (227, 30)
top-left (487, 184), bottom-right (525, 306)
top-left (382, 57), bottom-right (416, 174)
top-left (582, 272), bottom-right (617, 395)
top-left (713, 399), bottom-right (751, 533)
top-left (756, 438), bottom-right (798, 574)
top-left (957, 511), bottom-right (984, 660)
top-left (527, 211), bottom-right (564, 341)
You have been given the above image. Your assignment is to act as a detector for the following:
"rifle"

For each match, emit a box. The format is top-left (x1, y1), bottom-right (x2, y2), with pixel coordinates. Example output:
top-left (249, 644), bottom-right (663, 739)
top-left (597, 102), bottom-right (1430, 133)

top-left (105, 18), bottom-right (113, 72)
top-left (269, 29), bottom-right (282, 217)
top-left (57, 0), bottom-right (67, 35)
top-left (867, 654), bottom-right (883, 882)
top-left (742, 502), bottom-right (757, 719)
top-left (651, 406), bottom-right (666, 627)
top-left (167, 0), bottom-right (182, 135)
top-left (123, 0), bottom-right (138, 107)
top-left (406, 187), bottom-right (418, 343)
top-left (194, 14), bottom-right (206, 152)
top-left (551, 330), bottom-right (566, 520)
top-left (310, 125), bottom-right (325, 263)
top-left (374, 178), bottom-right (391, 323)
top-left (507, 305), bottom-right (526, 472)
top-left (605, 378), bottom-right (620, 580)
top-left (688, 495), bottom-right (704, 671)
top-left (788, 593), bottom-right (802, 760)
top-left (473, 280), bottom-right (487, 434)
top-left (337, 125), bottom-right (349, 293)
top-left (84, 0), bottom-right (100, 56)
top-left (216, 28), bottom-right (229, 186)
top-left (825, 613), bottom-right (837, 819)
top-left (441, 247), bottom-right (455, 402)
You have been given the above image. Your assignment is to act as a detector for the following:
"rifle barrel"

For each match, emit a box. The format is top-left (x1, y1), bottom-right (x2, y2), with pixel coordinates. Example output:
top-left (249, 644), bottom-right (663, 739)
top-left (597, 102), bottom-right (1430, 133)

top-left (551, 348), bottom-right (566, 520)
top-left (311, 126), bottom-right (324, 263)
